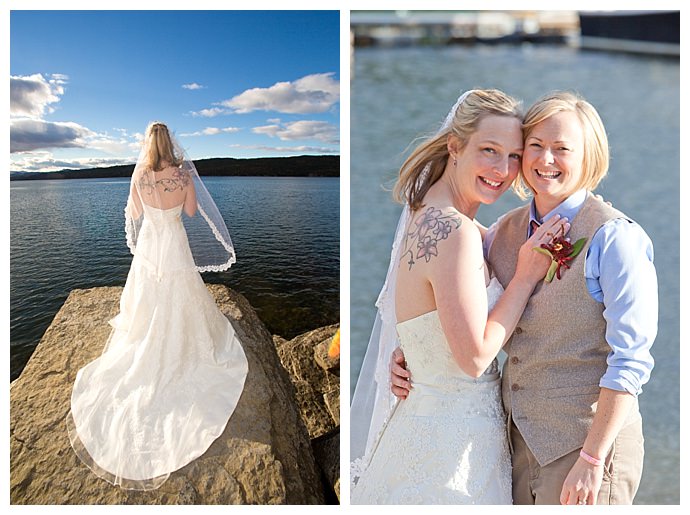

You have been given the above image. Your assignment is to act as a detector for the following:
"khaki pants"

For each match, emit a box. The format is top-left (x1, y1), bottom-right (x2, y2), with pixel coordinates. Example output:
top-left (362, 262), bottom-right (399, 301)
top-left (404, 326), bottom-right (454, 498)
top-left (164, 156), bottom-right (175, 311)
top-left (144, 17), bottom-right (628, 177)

top-left (510, 418), bottom-right (644, 505)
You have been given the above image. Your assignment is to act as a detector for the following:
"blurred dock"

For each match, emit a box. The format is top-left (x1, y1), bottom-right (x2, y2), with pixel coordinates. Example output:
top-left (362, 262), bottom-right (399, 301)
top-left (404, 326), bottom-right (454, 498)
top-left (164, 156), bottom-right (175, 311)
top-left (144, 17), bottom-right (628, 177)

top-left (350, 10), bottom-right (679, 57)
top-left (351, 11), bottom-right (580, 47)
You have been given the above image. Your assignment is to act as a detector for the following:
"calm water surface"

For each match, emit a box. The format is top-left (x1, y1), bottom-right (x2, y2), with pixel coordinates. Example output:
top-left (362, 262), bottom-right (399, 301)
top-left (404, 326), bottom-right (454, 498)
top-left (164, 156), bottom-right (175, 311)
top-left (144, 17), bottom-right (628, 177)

top-left (11, 176), bottom-right (339, 381)
top-left (350, 45), bottom-right (678, 504)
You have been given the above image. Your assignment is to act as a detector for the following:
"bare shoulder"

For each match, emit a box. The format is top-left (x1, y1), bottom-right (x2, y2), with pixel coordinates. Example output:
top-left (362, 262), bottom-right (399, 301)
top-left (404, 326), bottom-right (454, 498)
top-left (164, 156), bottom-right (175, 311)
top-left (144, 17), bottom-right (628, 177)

top-left (399, 206), bottom-right (480, 271)
top-left (161, 164), bottom-right (191, 182)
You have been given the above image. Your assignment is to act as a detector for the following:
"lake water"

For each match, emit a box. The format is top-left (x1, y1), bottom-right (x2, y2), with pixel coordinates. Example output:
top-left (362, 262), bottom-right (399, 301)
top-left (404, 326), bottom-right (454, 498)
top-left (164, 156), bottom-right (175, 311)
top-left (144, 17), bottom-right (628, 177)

top-left (11, 176), bottom-right (339, 382)
top-left (350, 44), bottom-right (679, 504)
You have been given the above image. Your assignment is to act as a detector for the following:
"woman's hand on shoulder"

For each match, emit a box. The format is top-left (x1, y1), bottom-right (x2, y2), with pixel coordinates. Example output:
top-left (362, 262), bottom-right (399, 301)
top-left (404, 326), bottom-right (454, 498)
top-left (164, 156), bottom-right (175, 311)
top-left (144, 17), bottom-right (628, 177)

top-left (514, 215), bottom-right (571, 285)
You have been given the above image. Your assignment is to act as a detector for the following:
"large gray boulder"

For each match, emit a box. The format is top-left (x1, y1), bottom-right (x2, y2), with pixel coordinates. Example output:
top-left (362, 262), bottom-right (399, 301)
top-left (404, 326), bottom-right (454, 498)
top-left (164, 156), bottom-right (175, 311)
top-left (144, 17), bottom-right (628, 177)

top-left (273, 324), bottom-right (340, 439)
top-left (273, 324), bottom-right (340, 501)
top-left (10, 285), bottom-right (324, 505)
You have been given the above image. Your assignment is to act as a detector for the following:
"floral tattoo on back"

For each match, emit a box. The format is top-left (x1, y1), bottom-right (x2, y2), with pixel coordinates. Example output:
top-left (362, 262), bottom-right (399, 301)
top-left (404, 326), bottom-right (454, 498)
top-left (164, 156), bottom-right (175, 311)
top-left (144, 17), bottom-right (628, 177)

top-left (401, 207), bottom-right (463, 270)
top-left (138, 168), bottom-right (191, 195)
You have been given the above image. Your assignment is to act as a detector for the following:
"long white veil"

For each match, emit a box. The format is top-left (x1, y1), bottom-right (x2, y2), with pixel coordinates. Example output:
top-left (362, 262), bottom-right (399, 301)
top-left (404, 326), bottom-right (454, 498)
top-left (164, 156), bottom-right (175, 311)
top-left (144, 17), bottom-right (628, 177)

top-left (350, 91), bottom-right (475, 486)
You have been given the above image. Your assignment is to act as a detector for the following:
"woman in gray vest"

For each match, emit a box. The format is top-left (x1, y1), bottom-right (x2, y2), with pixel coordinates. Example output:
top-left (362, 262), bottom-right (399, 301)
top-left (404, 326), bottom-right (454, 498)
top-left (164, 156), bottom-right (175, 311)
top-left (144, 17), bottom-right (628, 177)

top-left (351, 89), bottom-right (568, 504)
top-left (391, 91), bottom-right (656, 504)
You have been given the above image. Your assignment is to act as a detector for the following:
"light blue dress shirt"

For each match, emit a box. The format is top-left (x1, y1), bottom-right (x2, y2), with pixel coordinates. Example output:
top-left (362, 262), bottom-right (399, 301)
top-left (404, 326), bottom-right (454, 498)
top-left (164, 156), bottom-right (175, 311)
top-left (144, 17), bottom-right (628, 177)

top-left (484, 189), bottom-right (657, 396)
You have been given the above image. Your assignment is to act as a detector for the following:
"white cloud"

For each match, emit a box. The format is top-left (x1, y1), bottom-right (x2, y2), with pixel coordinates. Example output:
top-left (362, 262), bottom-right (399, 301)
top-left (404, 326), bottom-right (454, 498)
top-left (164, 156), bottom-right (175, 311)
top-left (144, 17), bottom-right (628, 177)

top-left (180, 127), bottom-right (241, 137)
top-left (88, 134), bottom-right (140, 155)
top-left (252, 124), bottom-right (281, 137)
top-left (252, 120), bottom-right (338, 144)
top-left (9, 73), bottom-right (144, 159)
top-left (230, 144), bottom-right (338, 154)
top-left (11, 118), bottom-right (144, 155)
top-left (220, 72), bottom-right (339, 114)
top-left (204, 127), bottom-right (240, 135)
top-left (50, 73), bottom-right (69, 84)
top-left (190, 107), bottom-right (228, 118)
top-left (11, 152), bottom-right (136, 173)
top-left (10, 118), bottom-right (92, 153)
top-left (10, 73), bottom-right (66, 118)
top-left (182, 82), bottom-right (205, 90)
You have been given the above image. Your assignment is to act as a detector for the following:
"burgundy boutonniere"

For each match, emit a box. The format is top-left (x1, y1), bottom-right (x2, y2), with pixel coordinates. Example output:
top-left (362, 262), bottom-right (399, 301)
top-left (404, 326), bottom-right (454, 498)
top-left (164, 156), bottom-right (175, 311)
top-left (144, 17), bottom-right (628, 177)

top-left (533, 225), bottom-right (587, 283)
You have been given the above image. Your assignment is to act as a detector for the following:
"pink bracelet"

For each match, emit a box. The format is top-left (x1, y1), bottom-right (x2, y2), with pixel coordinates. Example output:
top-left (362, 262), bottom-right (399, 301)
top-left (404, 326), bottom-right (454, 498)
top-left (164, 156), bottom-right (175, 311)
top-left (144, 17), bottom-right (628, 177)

top-left (579, 449), bottom-right (603, 466)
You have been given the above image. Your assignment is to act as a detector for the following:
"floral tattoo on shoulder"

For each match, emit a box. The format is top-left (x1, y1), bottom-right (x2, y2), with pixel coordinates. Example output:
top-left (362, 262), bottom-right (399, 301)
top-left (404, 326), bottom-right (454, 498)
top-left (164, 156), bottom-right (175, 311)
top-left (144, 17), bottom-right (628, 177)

top-left (401, 207), bottom-right (462, 270)
top-left (138, 168), bottom-right (191, 195)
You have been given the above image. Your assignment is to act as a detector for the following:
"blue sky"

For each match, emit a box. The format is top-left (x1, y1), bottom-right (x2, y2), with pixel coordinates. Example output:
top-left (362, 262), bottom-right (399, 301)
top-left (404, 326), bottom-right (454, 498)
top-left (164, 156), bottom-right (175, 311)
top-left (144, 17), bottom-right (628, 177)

top-left (10, 10), bottom-right (340, 172)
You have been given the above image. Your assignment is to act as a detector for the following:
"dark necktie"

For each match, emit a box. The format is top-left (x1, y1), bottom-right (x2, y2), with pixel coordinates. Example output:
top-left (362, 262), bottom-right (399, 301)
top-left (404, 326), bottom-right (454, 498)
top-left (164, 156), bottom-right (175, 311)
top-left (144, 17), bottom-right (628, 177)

top-left (529, 219), bottom-right (541, 237)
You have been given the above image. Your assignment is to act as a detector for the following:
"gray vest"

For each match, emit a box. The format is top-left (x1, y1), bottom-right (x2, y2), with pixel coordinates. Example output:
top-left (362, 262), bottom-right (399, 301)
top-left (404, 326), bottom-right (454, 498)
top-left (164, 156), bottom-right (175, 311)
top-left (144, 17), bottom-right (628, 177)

top-left (489, 193), bottom-right (640, 465)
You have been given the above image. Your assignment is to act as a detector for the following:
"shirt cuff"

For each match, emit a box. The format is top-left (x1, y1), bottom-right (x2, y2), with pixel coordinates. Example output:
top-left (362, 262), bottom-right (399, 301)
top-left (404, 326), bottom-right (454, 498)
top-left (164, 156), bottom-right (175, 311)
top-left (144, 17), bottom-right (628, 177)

top-left (600, 371), bottom-right (642, 397)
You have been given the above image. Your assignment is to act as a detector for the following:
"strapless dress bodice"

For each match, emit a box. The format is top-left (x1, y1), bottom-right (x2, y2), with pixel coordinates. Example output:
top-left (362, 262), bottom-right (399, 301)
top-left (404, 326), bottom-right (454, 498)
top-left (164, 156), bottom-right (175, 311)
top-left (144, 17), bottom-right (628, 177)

top-left (352, 277), bottom-right (511, 504)
top-left (395, 277), bottom-right (505, 389)
top-left (136, 203), bottom-right (193, 276)
top-left (142, 203), bottom-right (183, 224)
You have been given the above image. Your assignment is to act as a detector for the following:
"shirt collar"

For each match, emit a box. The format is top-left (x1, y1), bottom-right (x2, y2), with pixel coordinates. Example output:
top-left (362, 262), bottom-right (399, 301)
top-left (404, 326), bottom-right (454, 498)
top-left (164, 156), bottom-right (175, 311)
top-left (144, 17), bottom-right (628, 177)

top-left (529, 189), bottom-right (588, 226)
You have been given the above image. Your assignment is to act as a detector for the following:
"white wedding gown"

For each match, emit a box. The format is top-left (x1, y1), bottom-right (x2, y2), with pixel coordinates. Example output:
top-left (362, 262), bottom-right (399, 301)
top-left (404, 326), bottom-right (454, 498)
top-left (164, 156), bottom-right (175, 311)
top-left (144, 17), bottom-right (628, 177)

top-left (351, 277), bottom-right (512, 504)
top-left (67, 203), bottom-right (248, 490)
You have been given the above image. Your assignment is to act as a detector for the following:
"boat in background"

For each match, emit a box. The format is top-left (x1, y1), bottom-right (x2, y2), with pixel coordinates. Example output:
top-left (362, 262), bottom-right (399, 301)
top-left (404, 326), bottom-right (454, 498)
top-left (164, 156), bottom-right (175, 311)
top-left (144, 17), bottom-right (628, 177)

top-left (578, 10), bottom-right (679, 56)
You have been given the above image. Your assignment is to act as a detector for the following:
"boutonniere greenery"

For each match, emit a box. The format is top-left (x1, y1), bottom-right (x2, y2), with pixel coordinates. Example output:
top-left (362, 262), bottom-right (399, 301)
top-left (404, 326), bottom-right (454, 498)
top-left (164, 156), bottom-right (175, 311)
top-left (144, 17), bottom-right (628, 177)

top-left (533, 226), bottom-right (587, 283)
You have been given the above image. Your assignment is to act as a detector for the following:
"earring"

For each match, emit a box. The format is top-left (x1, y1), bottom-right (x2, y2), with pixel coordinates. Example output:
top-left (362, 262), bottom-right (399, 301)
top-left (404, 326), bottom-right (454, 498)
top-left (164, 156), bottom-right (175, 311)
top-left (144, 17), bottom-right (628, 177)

top-left (453, 156), bottom-right (457, 167)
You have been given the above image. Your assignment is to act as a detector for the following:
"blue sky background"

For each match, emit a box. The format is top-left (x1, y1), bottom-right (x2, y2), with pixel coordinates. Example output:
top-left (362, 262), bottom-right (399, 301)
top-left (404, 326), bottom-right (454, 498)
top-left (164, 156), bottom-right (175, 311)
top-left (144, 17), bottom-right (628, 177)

top-left (10, 10), bottom-right (340, 172)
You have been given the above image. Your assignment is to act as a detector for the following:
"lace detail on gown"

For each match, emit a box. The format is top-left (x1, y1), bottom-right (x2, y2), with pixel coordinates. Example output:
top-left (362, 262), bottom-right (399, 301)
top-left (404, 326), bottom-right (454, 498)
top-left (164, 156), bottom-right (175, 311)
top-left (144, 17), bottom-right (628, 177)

top-left (67, 204), bottom-right (248, 490)
top-left (351, 277), bottom-right (511, 504)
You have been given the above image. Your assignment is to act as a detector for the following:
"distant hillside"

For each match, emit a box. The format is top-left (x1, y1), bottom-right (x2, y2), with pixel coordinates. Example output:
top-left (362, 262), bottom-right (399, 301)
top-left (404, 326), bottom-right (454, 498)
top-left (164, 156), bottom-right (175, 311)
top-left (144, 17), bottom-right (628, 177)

top-left (10, 155), bottom-right (340, 181)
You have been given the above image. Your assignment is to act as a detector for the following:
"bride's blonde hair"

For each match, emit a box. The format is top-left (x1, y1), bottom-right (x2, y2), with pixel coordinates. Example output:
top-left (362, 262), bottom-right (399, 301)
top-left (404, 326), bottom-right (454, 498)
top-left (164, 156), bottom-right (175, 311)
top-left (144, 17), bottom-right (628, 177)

top-left (393, 89), bottom-right (522, 211)
top-left (144, 122), bottom-right (182, 172)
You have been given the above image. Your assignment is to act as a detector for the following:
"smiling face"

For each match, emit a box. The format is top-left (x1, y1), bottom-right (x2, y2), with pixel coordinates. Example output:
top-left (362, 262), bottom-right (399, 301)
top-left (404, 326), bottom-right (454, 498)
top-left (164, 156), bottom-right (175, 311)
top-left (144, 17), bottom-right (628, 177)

top-left (450, 114), bottom-right (523, 209)
top-left (522, 110), bottom-right (585, 213)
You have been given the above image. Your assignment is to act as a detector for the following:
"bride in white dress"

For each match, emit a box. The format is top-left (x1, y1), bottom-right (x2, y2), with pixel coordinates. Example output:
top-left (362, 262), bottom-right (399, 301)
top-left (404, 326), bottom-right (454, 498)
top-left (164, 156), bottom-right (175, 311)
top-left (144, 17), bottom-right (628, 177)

top-left (350, 90), bottom-right (567, 504)
top-left (67, 122), bottom-right (248, 490)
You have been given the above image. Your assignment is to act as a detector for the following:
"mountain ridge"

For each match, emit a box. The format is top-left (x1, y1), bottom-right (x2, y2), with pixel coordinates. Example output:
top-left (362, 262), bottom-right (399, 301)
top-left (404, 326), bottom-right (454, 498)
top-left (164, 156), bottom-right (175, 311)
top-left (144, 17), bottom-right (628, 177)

top-left (10, 155), bottom-right (340, 180)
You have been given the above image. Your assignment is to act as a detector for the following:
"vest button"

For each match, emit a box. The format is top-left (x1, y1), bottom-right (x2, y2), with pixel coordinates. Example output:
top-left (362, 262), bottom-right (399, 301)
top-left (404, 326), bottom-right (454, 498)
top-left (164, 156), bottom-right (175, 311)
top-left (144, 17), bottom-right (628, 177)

top-left (515, 327), bottom-right (523, 335)
top-left (511, 383), bottom-right (520, 391)
top-left (510, 356), bottom-right (520, 364)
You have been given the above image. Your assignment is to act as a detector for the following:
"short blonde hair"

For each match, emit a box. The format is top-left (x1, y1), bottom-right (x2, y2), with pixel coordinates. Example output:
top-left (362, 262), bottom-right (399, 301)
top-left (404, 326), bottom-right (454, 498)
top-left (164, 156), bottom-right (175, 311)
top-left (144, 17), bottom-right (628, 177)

top-left (393, 89), bottom-right (522, 211)
top-left (144, 121), bottom-right (182, 172)
top-left (514, 91), bottom-right (609, 199)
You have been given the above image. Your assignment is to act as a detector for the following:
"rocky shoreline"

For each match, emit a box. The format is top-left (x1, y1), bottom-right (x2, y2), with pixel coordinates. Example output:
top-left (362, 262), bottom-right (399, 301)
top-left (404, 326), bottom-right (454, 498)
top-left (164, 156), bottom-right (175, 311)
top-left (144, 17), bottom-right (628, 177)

top-left (10, 285), bottom-right (339, 504)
